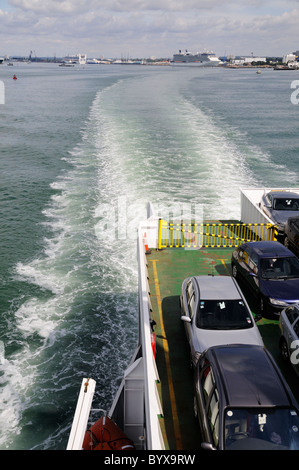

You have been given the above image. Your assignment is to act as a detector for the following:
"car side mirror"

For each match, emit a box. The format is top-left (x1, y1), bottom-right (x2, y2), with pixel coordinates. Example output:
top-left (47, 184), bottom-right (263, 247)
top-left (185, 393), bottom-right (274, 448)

top-left (181, 315), bottom-right (191, 323)
top-left (201, 442), bottom-right (216, 450)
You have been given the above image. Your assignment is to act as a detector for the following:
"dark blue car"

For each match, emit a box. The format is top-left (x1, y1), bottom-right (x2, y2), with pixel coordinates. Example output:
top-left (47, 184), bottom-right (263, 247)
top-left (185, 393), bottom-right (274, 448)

top-left (231, 241), bottom-right (299, 316)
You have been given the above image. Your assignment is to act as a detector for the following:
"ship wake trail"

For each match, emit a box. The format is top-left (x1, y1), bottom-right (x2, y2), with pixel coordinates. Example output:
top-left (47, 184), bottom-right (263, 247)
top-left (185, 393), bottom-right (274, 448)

top-left (0, 83), bottom-right (141, 450)
top-left (89, 72), bottom-right (261, 221)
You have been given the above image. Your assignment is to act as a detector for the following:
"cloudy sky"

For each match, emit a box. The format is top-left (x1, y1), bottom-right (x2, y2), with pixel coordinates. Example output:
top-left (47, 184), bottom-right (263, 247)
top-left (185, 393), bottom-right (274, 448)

top-left (0, 0), bottom-right (298, 58)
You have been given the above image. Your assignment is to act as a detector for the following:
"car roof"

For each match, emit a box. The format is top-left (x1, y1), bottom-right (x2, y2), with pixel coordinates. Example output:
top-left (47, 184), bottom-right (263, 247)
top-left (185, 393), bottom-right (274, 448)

top-left (192, 275), bottom-right (240, 300)
top-left (267, 191), bottom-right (299, 199)
top-left (208, 344), bottom-right (293, 407)
top-left (241, 241), bottom-right (294, 258)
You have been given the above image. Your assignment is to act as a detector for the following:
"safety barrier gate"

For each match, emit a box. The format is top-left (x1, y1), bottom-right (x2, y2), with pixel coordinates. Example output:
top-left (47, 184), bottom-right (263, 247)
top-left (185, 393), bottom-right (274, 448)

top-left (158, 220), bottom-right (277, 249)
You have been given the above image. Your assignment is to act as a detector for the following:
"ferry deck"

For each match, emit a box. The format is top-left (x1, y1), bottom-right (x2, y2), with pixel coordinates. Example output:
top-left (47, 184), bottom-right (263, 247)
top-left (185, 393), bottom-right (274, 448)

top-left (67, 190), bottom-right (299, 451)
top-left (146, 244), bottom-right (299, 450)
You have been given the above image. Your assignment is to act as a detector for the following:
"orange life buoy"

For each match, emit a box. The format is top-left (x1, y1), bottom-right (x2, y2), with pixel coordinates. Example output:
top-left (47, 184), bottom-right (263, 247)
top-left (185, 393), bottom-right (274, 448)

top-left (82, 416), bottom-right (135, 450)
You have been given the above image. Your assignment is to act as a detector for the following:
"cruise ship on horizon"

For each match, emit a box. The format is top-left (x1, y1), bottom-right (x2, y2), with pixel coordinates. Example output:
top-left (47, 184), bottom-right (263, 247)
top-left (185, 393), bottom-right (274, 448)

top-left (62, 54), bottom-right (87, 65)
top-left (172, 49), bottom-right (221, 66)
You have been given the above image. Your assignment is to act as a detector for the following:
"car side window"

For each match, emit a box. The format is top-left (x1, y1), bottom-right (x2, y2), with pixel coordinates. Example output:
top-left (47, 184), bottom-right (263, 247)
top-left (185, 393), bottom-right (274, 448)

top-left (248, 252), bottom-right (258, 274)
top-left (189, 294), bottom-right (195, 319)
top-left (187, 281), bottom-right (196, 319)
top-left (285, 306), bottom-right (299, 325)
top-left (208, 388), bottom-right (219, 447)
top-left (294, 320), bottom-right (299, 337)
top-left (241, 249), bottom-right (258, 273)
top-left (201, 367), bottom-right (220, 448)
top-left (266, 194), bottom-right (272, 206)
top-left (202, 367), bottom-right (214, 399)
top-left (186, 280), bottom-right (193, 303)
top-left (239, 249), bottom-right (246, 262)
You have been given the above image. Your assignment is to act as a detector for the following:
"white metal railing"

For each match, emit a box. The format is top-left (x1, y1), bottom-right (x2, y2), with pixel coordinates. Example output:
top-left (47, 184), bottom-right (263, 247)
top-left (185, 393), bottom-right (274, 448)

top-left (67, 378), bottom-right (96, 450)
top-left (137, 208), bottom-right (165, 450)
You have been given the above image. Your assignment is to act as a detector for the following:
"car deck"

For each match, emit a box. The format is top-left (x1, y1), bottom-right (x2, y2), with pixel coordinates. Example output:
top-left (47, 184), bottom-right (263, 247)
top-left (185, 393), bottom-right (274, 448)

top-left (146, 245), bottom-right (299, 450)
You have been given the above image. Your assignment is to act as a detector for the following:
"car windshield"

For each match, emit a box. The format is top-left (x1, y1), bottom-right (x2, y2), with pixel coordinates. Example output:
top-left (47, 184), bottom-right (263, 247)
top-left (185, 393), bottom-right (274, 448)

top-left (273, 198), bottom-right (299, 211)
top-left (260, 257), bottom-right (299, 279)
top-left (196, 299), bottom-right (253, 330)
top-left (225, 407), bottom-right (299, 450)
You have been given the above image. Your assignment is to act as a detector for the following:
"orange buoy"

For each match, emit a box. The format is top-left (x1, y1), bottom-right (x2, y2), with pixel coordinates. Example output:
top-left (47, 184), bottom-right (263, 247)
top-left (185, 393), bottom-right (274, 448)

top-left (82, 416), bottom-right (135, 450)
top-left (143, 232), bottom-right (151, 254)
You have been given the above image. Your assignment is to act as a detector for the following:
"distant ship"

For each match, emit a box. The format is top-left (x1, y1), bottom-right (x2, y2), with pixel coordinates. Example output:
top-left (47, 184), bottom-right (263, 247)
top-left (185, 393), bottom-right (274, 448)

top-left (61, 54), bottom-right (87, 65)
top-left (172, 49), bottom-right (221, 66)
top-left (0, 57), bottom-right (4, 64)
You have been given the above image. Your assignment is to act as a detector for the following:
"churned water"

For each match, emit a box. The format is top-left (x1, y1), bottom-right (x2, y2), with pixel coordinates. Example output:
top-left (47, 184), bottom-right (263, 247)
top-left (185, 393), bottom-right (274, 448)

top-left (0, 63), bottom-right (298, 449)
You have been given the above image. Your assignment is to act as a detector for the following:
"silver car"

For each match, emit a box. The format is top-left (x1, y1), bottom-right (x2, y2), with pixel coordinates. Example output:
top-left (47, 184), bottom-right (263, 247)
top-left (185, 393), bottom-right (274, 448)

top-left (259, 190), bottom-right (299, 236)
top-left (180, 275), bottom-right (263, 366)
top-left (279, 304), bottom-right (299, 376)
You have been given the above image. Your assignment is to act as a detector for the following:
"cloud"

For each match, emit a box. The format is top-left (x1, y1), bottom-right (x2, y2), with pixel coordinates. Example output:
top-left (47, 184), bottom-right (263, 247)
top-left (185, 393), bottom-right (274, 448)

top-left (9, 0), bottom-right (82, 14)
top-left (1, 0), bottom-right (299, 57)
top-left (8, 0), bottom-right (225, 14)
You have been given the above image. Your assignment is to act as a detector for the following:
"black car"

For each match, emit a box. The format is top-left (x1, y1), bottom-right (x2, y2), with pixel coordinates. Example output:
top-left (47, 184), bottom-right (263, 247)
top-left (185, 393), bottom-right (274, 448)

top-left (231, 241), bottom-right (299, 316)
top-left (194, 344), bottom-right (299, 450)
top-left (284, 216), bottom-right (299, 256)
top-left (259, 191), bottom-right (299, 237)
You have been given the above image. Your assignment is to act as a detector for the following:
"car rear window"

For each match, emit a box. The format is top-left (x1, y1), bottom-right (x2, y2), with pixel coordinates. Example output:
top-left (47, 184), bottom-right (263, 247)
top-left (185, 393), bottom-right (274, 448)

top-left (273, 198), bottom-right (299, 210)
top-left (196, 300), bottom-right (253, 330)
top-left (225, 407), bottom-right (299, 450)
top-left (260, 257), bottom-right (299, 279)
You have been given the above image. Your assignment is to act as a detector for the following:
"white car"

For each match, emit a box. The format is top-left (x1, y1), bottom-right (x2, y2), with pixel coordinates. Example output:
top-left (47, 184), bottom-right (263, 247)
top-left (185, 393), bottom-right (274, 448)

top-left (180, 275), bottom-right (263, 366)
top-left (279, 304), bottom-right (299, 376)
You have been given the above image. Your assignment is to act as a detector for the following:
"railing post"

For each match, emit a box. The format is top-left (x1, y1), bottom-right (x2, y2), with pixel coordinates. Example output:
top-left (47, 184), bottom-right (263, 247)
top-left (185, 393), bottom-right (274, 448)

top-left (158, 218), bottom-right (162, 250)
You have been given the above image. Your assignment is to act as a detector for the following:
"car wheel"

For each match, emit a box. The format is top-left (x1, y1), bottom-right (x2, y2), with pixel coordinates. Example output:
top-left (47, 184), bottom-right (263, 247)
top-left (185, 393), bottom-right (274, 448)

top-left (280, 337), bottom-right (289, 362)
top-left (232, 264), bottom-right (238, 279)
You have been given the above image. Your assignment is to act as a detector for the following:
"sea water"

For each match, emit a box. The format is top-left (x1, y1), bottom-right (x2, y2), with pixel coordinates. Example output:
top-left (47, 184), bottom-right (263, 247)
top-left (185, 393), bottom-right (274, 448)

top-left (0, 63), bottom-right (298, 449)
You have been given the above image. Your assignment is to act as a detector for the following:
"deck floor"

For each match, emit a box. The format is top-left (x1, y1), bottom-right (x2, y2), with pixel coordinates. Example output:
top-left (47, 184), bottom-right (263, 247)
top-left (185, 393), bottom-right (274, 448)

top-left (146, 246), bottom-right (298, 450)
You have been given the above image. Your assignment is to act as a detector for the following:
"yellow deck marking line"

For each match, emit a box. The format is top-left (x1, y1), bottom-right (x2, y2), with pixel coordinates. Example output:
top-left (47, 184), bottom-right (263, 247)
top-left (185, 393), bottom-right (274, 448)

top-left (151, 259), bottom-right (183, 450)
top-left (221, 258), bottom-right (230, 274)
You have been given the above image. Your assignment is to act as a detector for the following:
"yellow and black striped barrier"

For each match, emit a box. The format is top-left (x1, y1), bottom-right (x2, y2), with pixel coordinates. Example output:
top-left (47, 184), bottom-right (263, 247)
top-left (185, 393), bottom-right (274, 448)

top-left (158, 220), bottom-right (277, 249)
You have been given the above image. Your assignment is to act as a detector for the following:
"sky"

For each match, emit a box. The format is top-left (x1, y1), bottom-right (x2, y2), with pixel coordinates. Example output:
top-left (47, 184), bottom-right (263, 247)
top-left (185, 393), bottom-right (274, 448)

top-left (0, 0), bottom-right (298, 58)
